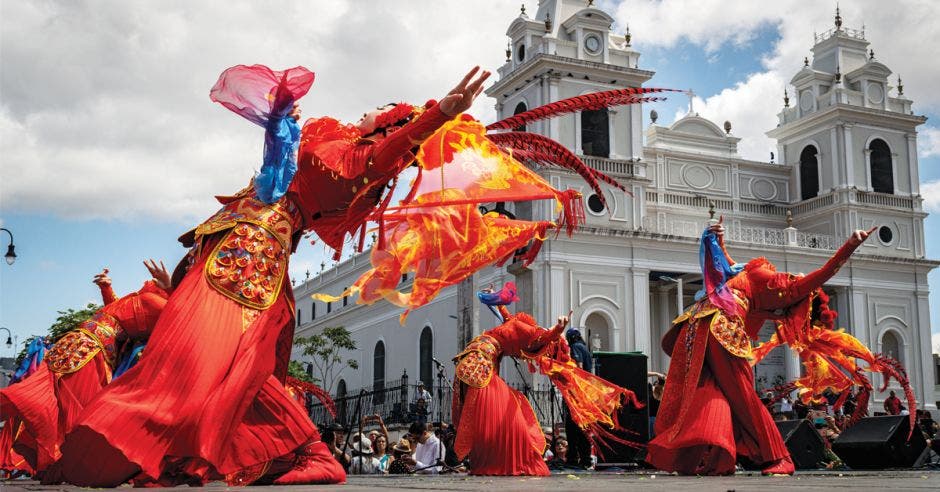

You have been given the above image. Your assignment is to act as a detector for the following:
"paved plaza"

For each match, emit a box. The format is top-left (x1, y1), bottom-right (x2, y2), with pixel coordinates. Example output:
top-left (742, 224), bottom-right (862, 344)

top-left (3, 470), bottom-right (939, 492)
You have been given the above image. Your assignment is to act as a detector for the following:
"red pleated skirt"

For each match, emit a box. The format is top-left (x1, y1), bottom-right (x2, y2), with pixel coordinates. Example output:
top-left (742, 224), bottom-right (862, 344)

top-left (647, 332), bottom-right (789, 475)
top-left (454, 374), bottom-right (549, 476)
top-left (0, 358), bottom-right (109, 472)
top-left (54, 253), bottom-right (321, 486)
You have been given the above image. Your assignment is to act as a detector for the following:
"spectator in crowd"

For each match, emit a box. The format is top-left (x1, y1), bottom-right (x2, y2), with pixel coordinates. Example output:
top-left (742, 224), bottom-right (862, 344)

top-left (349, 434), bottom-right (382, 474)
top-left (647, 373), bottom-right (665, 438)
top-left (816, 415), bottom-right (841, 443)
top-left (884, 390), bottom-right (903, 415)
top-left (387, 439), bottom-right (414, 475)
top-left (842, 387), bottom-right (857, 417)
top-left (434, 422), bottom-right (463, 471)
top-left (916, 409), bottom-right (938, 439)
top-left (400, 422), bottom-right (446, 474)
top-left (374, 434), bottom-right (391, 473)
top-left (793, 397), bottom-right (808, 420)
top-left (546, 436), bottom-right (569, 471)
top-left (779, 394), bottom-right (794, 420)
top-left (414, 381), bottom-right (433, 420)
top-left (564, 329), bottom-right (593, 469)
top-left (542, 434), bottom-right (554, 461)
top-left (322, 422), bottom-right (351, 471)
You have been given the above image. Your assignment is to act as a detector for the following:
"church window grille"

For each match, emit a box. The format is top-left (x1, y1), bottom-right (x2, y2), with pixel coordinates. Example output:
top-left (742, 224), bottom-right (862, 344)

top-left (870, 139), bottom-right (894, 194)
top-left (581, 108), bottom-right (609, 157)
top-left (799, 145), bottom-right (819, 200)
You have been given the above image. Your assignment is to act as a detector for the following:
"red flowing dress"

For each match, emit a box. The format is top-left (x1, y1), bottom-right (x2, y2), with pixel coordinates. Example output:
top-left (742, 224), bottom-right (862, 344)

top-left (0, 281), bottom-right (167, 474)
top-left (647, 237), bottom-right (863, 475)
top-left (54, 102), bottom-right (453, 487)
top-left (452, 314), bottom-right (555, 476)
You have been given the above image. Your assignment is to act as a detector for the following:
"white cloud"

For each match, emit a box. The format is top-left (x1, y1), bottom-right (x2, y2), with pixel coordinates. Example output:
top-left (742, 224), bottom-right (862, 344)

top-left (0, 0), bottom-right (515, 223)
top-left (617, 0), bottom-right (940, 160)
top-left (2, 1), bottom-right (939, 219)
top-left (934, 332), bottom-right (940, 355)
top-left (921, 180), bottom-right (940, 213)
top-left (919, 126), bottom-right (940, 158)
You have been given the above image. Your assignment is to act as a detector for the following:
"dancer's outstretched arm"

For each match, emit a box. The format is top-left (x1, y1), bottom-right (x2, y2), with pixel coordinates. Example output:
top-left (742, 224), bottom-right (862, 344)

top-left (367, 67), bottom-right (491, 176)
top-left (752, 227), bottom-right (876, 310)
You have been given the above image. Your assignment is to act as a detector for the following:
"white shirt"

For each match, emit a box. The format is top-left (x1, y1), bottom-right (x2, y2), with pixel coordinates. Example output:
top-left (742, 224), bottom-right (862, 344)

top-left (780, 398), bottom-right (793, 412)
top-left (349, 455), bottom-right (382, 474)
top-left (413, 433), bottom-right (446, 474)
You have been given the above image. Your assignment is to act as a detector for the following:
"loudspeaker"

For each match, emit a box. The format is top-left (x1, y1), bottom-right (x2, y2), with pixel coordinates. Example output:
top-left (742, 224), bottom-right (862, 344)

top-left (592, 352), bottom-right (649, 465)
top-left (775, 419), bottom-right (827, 469)
top-left (832, 415), bottom-right (928, 469)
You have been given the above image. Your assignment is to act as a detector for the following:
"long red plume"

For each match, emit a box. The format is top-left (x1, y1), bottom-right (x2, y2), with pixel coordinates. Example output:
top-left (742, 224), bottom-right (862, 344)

top-left (487, 131), bottom-right (629, 211)
top-left (286, 376), bottom-right (337, 418)
top-left (486, 88), bottom-right (677, 131)
top-left (871, 353), bottom-right (917, 437)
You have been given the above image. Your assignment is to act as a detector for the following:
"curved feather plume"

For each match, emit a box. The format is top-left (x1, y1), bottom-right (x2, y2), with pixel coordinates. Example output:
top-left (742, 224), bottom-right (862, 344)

top-left (487, 131), bottom-right (630, 211)
top-left (286, 376), bottom-right (337, 418)
top-left (486, 87), bottom-right (677, 131)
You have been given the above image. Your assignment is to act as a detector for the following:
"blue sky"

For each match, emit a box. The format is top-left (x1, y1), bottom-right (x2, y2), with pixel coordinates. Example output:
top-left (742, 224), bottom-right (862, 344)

top-left (1, 1), bottom-right (939, 358)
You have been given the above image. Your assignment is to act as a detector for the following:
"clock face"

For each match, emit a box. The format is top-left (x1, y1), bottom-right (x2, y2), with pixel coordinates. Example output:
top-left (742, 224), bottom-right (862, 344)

top-left (585, 34), bottom-right (601, 54)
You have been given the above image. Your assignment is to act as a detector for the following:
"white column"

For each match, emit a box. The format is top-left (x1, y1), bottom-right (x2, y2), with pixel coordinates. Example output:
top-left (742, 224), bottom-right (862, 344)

top-left (675, 278), bottom-right (684, 316)
top-left (915, 292), bottom-right (937, 410)
top-left (549, 265), bottom-right (566, 327)
top-left (784, 349), bottom-right (801, 381)
top-left (657, 287), bottom-right (671, 372)
top-left (843, 123), bottom-right (855, 187)
top-left (632, 269), bottom-right (651, 355)
top-left (863, 148), bottom-right (873, 191)
top-left (907, 133), bottom-right (921, 195)
top-left (830, 127), bottom-right (840, 188)
top-left (631, 104), bottom-right (643, 160)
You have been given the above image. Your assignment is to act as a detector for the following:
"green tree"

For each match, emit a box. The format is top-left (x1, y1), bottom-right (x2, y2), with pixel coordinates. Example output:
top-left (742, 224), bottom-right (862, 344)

top-left (287, 359), bottom-right (317, 384)
top-left (14, 302), bottom-right (101, 366)
top-left (294, 326), bottom-right (358, 395)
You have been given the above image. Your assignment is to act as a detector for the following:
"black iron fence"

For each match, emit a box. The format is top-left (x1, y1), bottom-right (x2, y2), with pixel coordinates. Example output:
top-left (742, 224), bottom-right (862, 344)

top-left (308, 373), bottom-right (563, 429)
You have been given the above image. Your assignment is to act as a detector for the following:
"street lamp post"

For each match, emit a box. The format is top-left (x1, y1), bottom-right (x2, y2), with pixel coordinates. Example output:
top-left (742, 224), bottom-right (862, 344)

top-left (0, 327), bottom-right (13, 348)
top-left (0, 228), bottom-right (16, 265)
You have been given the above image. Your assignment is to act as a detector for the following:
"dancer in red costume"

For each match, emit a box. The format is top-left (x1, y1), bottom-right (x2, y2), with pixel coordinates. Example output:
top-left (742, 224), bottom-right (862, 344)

top-left (53, 65), bottom-right (491, 487)
top-left (0, 262), bottom-right (170, 474)
top-left (647, 221), bottom-right (876, 475)
top-left (452, 283), bottom-right (640, 476)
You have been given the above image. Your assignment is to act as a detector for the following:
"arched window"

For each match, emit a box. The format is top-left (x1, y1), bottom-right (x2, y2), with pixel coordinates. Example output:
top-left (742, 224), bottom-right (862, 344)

top-left (373, 341), bottom-right (386, 404)
top-left (581, 108), bottom-right (609, 157)
top-left (513, 101), bottom-right (528, 132)
top-left (881, 330), bottom-right (903, 365)
top-left (419, 326), bottom-right (433, 388)
top-left (870, 139), bottom-right (894, 194)
top-left (799, 145), bottom-right (819, 200)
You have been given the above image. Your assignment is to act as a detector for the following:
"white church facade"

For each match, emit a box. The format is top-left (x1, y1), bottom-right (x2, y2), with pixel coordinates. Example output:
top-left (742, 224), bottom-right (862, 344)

top-left (293, 1), bottom-right (937, 414)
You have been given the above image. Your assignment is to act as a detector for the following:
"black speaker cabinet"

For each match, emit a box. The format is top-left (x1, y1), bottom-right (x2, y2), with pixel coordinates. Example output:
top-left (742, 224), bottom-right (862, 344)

top-left (592, 352), bottom-right (649, 465)
top-left (832, 415), bottom-right (928, 469)
top-left (775, 419), bottom-right (827, 469)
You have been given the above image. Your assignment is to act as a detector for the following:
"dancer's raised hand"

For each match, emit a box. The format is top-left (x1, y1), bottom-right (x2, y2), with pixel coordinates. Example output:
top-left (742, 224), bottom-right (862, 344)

top-left (93, 268), bottom-right (111, 287)
top-left (439, 66), bottom-right (491, 117)
top-left (144, 259), bottom-right (172, 291)
top-left (848, 226), bottom-right (878, 246)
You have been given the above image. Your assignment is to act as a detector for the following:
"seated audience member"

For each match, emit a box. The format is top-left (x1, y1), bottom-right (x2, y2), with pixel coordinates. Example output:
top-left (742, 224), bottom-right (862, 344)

top-left (400, 422), bottom-right (446, 474)
top-left (546, 436), bottom-right (569, 470)
top-left (388, 439), bottom-right (415, 475)
top-left (779, 395), bottom-right (794, 419)
top-left (349, 434), bottom-right (382, 474)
